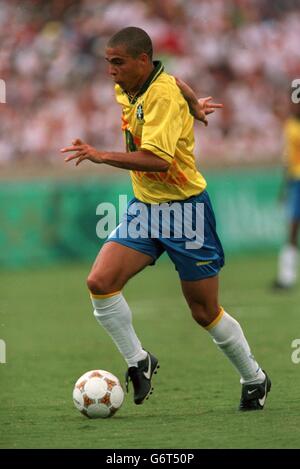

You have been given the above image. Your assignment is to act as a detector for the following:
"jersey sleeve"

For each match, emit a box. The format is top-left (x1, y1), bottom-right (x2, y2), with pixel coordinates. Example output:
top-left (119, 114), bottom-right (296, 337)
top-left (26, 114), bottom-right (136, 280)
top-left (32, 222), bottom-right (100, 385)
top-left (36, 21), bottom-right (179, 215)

top-left (284, 120), bottom-right (300, 164)
top-left (140, 91), bottom-right (182, 164)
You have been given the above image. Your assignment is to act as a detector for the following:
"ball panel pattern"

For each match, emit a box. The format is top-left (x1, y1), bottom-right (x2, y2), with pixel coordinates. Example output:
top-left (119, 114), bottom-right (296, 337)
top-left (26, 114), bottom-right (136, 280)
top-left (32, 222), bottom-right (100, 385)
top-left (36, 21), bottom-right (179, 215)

top-left (73, 369), bottom-right (124, 419)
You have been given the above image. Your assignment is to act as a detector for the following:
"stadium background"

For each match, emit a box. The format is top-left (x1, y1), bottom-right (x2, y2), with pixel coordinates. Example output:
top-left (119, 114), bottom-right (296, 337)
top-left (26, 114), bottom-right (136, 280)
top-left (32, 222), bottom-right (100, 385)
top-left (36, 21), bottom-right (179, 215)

top-left (1, 0), bottom-right (300, 449)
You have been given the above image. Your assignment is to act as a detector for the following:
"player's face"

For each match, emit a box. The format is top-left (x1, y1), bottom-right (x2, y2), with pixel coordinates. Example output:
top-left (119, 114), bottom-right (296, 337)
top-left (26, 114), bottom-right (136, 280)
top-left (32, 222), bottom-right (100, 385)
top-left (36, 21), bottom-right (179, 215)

top-left (105, 45), bottom-right (147, 93)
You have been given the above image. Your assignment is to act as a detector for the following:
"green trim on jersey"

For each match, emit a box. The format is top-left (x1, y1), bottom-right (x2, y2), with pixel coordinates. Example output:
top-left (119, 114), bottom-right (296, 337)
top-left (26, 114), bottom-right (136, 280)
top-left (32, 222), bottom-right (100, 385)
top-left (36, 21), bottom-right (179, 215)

top-left (125, 61), bottom-right (164, 105)
top-left (125, 128), bottom-right (137, 152)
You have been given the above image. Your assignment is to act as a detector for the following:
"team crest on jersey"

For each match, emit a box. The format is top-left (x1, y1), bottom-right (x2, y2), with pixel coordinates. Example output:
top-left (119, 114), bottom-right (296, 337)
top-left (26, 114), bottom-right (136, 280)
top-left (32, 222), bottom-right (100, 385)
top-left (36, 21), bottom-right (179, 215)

top-left (136, 104), bottom-right (144, 121)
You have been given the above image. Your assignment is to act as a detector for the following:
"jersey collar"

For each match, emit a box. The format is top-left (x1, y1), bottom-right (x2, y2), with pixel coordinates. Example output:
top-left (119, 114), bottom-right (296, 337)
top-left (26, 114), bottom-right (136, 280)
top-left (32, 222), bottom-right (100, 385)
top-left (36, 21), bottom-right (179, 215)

top-left (125, 60), bottom-right (164, 104)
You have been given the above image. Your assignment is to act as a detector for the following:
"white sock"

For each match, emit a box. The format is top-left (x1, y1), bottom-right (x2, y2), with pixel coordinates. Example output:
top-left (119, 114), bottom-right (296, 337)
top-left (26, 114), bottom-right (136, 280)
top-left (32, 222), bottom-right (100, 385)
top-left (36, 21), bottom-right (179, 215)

top-left (207, 309), bottom-right (265, 384)
top-left (91, 292), bottom-right (147, 367)
top-left (278, 244), bottom-right (298, 286)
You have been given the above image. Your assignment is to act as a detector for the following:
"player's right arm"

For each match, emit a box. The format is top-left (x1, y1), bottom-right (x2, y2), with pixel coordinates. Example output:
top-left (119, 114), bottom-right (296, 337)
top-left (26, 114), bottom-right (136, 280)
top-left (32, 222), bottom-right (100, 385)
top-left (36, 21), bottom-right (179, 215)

top-left (61, 139), bottom-right (170, 171)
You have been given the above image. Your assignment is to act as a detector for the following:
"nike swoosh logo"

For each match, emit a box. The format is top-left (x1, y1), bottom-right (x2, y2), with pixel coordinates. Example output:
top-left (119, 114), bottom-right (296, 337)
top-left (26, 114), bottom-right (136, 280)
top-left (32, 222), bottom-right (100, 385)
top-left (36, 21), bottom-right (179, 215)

top-left (248, 389), bottom-right (257, 395)
top-left (258, 380), bottom-right (267, 407)
top-left (143, 355), bottom-right (152, 380)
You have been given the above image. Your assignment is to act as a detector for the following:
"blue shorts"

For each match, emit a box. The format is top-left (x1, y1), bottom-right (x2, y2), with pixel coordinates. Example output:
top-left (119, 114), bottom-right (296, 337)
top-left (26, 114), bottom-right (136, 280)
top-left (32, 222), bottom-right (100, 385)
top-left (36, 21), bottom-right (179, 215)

top-left (107, 190), bottom-right (225, 281)
top-left (287, 180), bottom-right (300, 221)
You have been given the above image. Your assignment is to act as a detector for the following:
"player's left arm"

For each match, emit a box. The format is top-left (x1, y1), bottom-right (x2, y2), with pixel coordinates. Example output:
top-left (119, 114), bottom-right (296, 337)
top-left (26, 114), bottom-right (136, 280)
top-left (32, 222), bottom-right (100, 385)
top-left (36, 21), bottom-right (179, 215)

top-left (175, 77), bottom-right (223, 126)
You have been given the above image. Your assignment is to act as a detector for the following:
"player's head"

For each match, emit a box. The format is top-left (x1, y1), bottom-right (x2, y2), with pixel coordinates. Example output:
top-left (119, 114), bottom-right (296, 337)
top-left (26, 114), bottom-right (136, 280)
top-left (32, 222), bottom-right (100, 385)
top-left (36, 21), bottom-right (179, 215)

top-left (108, 27), bottom-right (153, 61)
top-left (105, 27), bottom-right (153, 92)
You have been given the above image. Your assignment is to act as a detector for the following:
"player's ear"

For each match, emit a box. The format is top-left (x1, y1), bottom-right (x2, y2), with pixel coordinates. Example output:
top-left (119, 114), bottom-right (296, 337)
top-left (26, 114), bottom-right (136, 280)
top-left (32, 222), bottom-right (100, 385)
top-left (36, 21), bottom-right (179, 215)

top-left (139, 52), bottom-right (150, 65)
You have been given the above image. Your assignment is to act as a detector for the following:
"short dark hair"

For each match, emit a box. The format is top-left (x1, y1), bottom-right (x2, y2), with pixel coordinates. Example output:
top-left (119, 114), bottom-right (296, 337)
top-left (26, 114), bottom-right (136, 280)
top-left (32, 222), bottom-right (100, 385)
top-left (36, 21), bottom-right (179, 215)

top-left (107, 27), bottom-right (153, 60)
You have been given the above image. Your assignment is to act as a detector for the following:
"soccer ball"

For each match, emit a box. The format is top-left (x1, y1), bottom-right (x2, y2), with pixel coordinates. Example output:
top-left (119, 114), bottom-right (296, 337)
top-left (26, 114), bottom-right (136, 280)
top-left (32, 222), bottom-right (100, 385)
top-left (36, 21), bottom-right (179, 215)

top-left (73, 369), bottom-right (124, 418)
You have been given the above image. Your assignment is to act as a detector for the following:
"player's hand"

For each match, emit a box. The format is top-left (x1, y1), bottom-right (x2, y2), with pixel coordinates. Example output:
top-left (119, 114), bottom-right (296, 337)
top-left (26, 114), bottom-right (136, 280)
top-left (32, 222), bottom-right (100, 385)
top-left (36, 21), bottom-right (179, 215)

top-left (60, 139), bottom-right (104, 166)
top-left (198, 96), bottom-right (224, 117)
top-left (175, 77), bottom-right (223, 126)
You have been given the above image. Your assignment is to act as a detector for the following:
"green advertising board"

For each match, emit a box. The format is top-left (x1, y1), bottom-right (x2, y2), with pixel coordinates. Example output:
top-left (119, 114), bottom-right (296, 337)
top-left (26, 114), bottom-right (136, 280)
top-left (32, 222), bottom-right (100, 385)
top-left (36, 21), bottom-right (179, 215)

top-left (0, 168), bottom-right (285, 269)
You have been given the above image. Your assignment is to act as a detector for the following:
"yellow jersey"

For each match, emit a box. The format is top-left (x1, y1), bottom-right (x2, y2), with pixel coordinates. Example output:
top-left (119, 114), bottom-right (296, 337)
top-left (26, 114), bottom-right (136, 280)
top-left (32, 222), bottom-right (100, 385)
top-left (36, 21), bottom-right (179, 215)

top-left (115, 61), bottom-right (207, 203)
top-left (284, 117), bottom-right (300, 179)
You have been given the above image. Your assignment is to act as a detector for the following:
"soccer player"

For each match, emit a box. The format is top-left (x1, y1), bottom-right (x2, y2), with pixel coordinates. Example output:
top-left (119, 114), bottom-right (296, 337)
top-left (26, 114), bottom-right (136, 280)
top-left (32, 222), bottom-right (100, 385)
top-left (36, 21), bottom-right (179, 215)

top-left (61, 27), bottom-right (271, 411)
top-left (273, 103), bottom-right (300, 289)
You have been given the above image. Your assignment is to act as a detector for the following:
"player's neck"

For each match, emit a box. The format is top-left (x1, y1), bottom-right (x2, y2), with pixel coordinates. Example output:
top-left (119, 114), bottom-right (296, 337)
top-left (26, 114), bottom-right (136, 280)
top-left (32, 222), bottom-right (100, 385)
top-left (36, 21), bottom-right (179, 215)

top-left (127, 63), bottom-right (155, 95)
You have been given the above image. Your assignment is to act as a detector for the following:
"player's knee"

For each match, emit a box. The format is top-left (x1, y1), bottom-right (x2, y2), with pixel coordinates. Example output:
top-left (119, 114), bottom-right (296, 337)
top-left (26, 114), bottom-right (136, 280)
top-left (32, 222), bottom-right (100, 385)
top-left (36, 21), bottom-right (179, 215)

top-left (87, 272), bottom-right (117, 295)
top-left (86, 274), bottom-right (102, 294)
top-left (189, 301), bottom-right (219, 328)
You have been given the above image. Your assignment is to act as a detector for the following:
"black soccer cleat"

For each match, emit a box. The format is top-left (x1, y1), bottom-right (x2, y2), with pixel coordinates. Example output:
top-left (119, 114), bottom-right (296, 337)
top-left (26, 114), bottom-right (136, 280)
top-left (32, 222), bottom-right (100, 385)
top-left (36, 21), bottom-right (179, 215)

top-left (271, 280), bottom-right (293, 291)
top-left (239, 371), bottom-right (271, 411)
top-left (125, 352), bottom-right (159, 405)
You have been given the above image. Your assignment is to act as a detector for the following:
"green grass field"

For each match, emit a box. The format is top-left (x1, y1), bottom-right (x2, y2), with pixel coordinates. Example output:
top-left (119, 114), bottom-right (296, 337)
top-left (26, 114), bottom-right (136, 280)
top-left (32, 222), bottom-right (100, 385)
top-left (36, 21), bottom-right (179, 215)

top-left (1, 253), bottom-right (300, 449)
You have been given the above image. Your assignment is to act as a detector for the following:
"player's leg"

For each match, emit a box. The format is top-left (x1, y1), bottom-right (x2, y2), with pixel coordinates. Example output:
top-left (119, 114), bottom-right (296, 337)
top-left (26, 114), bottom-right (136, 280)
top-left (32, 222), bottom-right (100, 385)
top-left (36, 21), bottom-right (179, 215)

top-left (88, 240), bottom-right (153, 294)
top-left (87, 241), bottom-right (153, 366)
top-left (289, 219), bottom-right (300, 246)
top-left (181, 276), bottom-right (271, 410)
top-left (87, 240), bottom-right (161, 405)
top-left (181, 275), bottom-right (263, 380)
top-left (275, 180), bottom-right (300, 289)
top-left (162, 190), bottom-right (270, 410)
top-left (275, 220), bottom-right (299, 288)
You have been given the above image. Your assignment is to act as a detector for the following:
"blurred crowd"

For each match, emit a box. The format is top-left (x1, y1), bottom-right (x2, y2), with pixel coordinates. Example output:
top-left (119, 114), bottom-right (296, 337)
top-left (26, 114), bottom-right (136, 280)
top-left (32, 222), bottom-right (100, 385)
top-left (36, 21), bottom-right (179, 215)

top-left (1, 0), bottom-right (300, 168)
